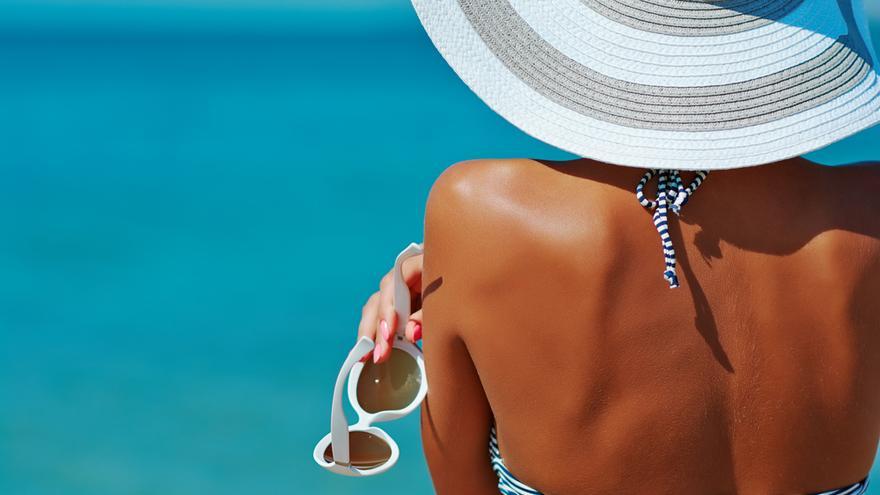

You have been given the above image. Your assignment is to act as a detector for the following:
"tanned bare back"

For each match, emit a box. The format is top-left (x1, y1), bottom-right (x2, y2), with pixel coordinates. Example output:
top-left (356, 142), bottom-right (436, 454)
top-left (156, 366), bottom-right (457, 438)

top-left (420, 157), bottom-right (880, 495)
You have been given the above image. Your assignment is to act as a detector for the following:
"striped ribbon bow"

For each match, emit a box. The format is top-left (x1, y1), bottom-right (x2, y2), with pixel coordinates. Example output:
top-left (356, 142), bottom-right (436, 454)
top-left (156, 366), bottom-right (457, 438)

top-left (636, 169), bottom-right (709, 289)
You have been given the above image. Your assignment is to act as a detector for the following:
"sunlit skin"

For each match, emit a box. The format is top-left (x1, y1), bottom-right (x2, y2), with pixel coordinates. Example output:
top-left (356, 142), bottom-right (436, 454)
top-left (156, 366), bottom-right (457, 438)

top-left (360, 157), bottom-right (880, 494)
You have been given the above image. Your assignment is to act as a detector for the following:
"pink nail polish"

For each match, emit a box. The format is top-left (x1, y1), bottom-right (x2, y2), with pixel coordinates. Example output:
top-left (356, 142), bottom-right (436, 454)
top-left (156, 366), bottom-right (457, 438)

top-left (379, 319), bottom-right (390, 341)
top-left (413, 322), bottom-right (422, 341)
top-left (373, 343), bottom-right (382, 363)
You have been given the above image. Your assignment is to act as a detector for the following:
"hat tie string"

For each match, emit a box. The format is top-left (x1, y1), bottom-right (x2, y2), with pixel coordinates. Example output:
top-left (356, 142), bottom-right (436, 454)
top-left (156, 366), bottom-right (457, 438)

top-left (635, 169), bottom-right (708, 288)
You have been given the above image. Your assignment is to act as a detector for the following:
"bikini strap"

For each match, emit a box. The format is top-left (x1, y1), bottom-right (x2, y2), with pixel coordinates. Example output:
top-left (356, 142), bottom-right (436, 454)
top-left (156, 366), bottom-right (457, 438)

top-left (636, 169), bottom-right (709, 289)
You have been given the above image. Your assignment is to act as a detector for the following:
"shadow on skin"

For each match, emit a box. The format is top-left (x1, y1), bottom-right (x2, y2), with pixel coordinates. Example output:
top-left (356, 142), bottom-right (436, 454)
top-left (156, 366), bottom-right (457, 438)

top-left (534, 157), bottom-right (880, 373)
top-left (423, 276), bottom-right (443, 303)
top-left (668, 217), bottom-right (735, 373)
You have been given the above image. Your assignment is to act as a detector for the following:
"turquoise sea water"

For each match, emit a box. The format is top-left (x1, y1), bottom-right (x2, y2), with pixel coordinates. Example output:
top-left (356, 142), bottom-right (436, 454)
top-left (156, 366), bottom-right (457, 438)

top-left (1, 13), bottom-right (879, 495)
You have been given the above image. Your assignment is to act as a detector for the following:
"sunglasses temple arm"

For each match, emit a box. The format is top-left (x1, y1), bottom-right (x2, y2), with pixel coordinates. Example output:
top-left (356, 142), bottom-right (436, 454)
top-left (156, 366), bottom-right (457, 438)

top-left (330, 337), bottom-right (375, 467)
top-left (392, 242), bottom-right (424, 337)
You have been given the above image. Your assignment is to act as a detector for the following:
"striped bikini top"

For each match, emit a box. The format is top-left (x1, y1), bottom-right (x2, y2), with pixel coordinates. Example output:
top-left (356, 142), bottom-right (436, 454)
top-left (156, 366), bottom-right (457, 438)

top-left (636, 168), bottom-right (708, 289)
top-left (489, 425), bottom-right (870, 495)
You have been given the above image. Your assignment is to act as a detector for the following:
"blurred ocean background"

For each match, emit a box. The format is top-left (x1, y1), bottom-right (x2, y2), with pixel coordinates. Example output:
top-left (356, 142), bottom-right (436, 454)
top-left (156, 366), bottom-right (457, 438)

top-left (0, 1), bottom-right (878, 494)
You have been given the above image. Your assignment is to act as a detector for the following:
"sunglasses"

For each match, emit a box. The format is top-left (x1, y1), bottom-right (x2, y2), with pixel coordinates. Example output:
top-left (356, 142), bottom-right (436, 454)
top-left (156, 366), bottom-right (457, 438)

top-left (313, 242), bottom-right (427, 476)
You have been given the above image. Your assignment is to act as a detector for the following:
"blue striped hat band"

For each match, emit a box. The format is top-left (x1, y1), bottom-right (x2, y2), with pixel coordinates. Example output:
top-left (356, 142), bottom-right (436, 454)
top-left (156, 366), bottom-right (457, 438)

top-left (636, 169), bottom-right (709, 288)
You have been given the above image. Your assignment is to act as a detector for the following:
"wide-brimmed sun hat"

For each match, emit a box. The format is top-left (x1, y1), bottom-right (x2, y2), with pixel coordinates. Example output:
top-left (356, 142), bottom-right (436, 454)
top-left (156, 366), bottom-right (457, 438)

top-left (411, 0), bottom-right (880, 171)
top-left (412, 0), bottom-right (880, 287)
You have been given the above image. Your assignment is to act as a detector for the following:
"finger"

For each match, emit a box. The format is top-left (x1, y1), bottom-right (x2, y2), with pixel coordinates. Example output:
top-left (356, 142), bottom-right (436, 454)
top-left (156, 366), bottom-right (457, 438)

top-left (358, 292), bottom-right (380, 340)
top-left (358, 292), bottom-right (380, 362)
top-left (373, 273), bottom-right (397, 364)
top-left (372, 319), bottom-right (392, 364)
top-left (401, 254), bottom-right (424, 294)
top-left (405, 309), bottom-right (424, 343)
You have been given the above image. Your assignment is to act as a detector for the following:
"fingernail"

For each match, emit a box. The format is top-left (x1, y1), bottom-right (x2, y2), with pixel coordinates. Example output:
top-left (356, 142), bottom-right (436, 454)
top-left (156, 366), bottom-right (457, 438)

top-left (413, 322), bottom-right (422, 341)
top-left (379, 319), bottom-right (390, 341)
top-left (372, 340), bottom-right (385, 363)
top-left (373, 340), bottom-right (388, 363)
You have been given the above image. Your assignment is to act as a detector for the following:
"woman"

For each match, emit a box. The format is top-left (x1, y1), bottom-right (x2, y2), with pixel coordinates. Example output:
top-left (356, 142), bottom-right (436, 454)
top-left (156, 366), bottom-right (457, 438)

top-left (359, 0), bottom-right (880, 493)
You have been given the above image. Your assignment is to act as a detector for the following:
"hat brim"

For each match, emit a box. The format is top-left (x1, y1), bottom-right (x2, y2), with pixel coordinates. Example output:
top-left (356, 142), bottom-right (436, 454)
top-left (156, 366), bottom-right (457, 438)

top-left (412, 0), bottom-right (880, 170)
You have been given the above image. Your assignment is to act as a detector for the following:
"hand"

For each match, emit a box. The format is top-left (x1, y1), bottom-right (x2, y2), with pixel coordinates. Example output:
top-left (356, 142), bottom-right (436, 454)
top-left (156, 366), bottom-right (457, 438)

top-left (357, 252), bottom-right (424, 364)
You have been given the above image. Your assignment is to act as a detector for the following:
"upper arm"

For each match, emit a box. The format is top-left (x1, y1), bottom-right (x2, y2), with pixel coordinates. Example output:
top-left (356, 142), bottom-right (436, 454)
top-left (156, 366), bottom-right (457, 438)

top-left (419, 160), bottom-right (504, 494)
top-left (419, 328), bottom-right (497, 494)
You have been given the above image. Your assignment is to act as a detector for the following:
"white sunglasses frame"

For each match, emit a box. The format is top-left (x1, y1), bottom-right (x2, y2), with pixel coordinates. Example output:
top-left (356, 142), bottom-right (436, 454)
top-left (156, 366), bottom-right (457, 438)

top-left (313, 242), bottom-right (427, 476)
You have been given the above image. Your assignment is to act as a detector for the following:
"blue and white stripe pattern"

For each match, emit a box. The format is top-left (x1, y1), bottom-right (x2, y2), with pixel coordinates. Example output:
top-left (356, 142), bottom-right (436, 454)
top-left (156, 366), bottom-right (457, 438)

top-left (814, 479), bottom-right (870, 495)
top-left (636, 169), bottom-right (709, 288)
top-left (489, 425), bottom-right (542, 495)
top-left (488, 426), bottom-right (868, 495)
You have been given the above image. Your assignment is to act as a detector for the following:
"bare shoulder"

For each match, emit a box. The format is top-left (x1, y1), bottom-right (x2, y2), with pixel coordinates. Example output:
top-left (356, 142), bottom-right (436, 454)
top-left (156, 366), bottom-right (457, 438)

top-left (424, 157), bottom-right (625, 219)
top-left (422, 158), bottom-right (621, 289)
top-left (424, 156), bottom-right (606, 229)
top-left (426, 158), bottom-right (544, 233)
top-left (422, 158), bottom-right (561, 287)
top-left (811, 159), bottom-right (880, 180)
top-left (426, 158), bottom-right (548, 205)
top-left (835, 160), bottom-right (880, 169)
top-left (812, 161), bottom-right (880, 211)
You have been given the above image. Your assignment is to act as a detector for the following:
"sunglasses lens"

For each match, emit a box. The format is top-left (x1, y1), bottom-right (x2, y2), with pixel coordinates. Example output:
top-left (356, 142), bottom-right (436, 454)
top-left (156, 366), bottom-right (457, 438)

top-left (356, 347), bottom-right (422, 413)
top-left (323, 430), bottom-right (392, 469)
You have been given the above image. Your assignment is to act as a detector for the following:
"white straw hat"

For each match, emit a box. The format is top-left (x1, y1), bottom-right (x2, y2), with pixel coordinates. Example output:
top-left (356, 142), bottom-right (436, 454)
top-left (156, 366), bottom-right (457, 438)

top-left (411, 0), bottom-right (880, 170)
